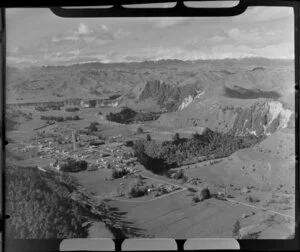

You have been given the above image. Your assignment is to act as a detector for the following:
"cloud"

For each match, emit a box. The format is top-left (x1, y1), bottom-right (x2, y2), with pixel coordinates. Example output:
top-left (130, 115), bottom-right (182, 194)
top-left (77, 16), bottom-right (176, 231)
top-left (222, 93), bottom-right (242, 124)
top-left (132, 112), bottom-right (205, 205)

top-left (208, 35), bottom-right (226, 44)
top-left (7, 56), bottom-right (38, 65)
top-left (6, 12), bottom-right (293, 67)
top-left (114, 28), bottom-right (131, 39)
top-left (76, 23), bottom-right (91, 35)
top-left (151, 17), bottom-right (191, 28)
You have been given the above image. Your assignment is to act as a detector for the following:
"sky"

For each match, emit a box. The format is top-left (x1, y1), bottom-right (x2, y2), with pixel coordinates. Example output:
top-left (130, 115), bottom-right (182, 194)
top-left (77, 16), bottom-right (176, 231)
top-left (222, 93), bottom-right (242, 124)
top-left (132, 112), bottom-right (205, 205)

top-left (6, 4), bottom-right (294, 67)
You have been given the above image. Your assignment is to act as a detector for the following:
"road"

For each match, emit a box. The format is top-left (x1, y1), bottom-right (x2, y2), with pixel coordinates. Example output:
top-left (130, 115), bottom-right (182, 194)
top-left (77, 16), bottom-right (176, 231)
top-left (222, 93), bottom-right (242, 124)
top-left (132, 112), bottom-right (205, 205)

top-left (225, 198), bottom-right (295, 219)
top-left (97, 172), bottom-right (295, 220)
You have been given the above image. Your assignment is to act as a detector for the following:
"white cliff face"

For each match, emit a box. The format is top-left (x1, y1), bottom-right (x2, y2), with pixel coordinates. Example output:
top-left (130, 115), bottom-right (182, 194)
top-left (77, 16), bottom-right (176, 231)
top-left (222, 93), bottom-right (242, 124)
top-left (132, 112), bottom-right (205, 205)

top-left (178, 95), bottom-right (194, 110)
top-left (178, 90), bottom-right (205, 111)
top-left (196, 90), bottom-right (205, 98)
top-left (266, 101), bottom-right (294, 131)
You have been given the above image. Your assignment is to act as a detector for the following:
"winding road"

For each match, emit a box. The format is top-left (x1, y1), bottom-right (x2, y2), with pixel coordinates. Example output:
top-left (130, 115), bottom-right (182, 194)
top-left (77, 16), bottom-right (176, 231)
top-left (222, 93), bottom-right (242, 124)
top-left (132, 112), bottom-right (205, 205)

top-left (96, 172), bottom-right (295, 220)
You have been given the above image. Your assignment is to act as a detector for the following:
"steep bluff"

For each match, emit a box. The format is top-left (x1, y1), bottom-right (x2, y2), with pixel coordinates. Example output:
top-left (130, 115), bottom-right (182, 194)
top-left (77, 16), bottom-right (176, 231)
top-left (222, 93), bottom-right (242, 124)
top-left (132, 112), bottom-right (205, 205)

top-left (138, 80), bottom-right (201, 111)
top-left (157, 101), bottom-right (294, 136)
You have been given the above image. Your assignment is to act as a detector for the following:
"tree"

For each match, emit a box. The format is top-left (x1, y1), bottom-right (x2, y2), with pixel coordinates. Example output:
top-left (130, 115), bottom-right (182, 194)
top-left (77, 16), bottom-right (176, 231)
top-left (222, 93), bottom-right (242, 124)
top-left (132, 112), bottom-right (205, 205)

top-left (136, 127), bottom-right (143, 134)
top-left (172, 133), bottom-right (180, 143)
top-left (192, 132), bottom-right (202, 140)
top-left (199, 188), bottom-right (211, 201)
top-left (146, 134), bottom-right (151, 141)
top-left (88, 122), bottom-right (98, 132)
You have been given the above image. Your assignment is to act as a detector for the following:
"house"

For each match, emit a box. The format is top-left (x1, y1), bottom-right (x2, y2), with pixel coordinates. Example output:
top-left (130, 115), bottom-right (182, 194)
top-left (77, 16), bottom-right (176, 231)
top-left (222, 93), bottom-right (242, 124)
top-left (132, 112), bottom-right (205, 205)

top-left (80, 100), bottom-right (90, 108)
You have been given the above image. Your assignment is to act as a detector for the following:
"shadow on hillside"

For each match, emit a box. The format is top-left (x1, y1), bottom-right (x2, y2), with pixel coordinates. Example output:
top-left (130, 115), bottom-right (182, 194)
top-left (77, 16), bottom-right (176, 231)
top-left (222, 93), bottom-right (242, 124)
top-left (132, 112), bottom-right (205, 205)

top-left (84, 203), bottom-right (150, 238)
top-left (104, 205), bottom-right (150, 238)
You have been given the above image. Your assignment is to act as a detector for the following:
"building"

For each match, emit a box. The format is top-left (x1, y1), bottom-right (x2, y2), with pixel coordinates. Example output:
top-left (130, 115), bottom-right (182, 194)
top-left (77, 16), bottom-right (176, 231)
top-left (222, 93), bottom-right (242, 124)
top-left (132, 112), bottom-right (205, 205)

top-left (80, 100), bottom-right (97, 108)
top-left (80, 100), bottom-right (90, 108)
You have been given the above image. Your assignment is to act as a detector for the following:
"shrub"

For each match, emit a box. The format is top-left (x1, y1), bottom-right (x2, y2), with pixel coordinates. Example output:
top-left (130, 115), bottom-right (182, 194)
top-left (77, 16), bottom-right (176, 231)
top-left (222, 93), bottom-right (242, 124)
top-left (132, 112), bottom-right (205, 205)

top-left (106, 107), bottom-right (137, 124)
top-left (172, 133), bottom-right (180, 143)
top-left (192, 195), bottom-right (200, 203)
top-left (72, 115), bottom-right (80, 120)
top-left (60, 159), bottom-right (88, 173)
top-left (57, 117), bottom-right (64, 122)
top-left (146, 134), bottom-right (152, 141)
top-left (6, 165), bottom-right (89, 238)
top-left (65, 107), bottom-right (79, 112)
top-left (245, 196), bottom-right (260, 203)
top-left (88, 164), bottom-right (98, 171)
top-left (128, 181), bottom-right (148, 198)
top-left (188, 187), bottom-right (198, 193)
top-left (199, 188), bottom-right (211, 201)
top-left (136, 127), bottom-right (144, 134)
top-left (172, 169), bottom-right (186, 180)
top-left (112, 168), bottom-right (129, 179)
top-left (87, 122), bottom-right (98, 132)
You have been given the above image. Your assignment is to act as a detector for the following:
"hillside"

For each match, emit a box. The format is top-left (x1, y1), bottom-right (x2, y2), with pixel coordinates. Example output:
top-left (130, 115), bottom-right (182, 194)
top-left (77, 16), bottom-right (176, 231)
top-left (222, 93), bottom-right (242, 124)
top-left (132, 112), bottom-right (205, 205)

top-left (6, 165), bottom-right (147, 239)
top-left (7, 58), bottom-right (294, 137)
top-left (7, 58), bottom-right (294, 107)
top-left (6, 165), bottom-right (93, 238)
top-left (183, 130), bottom-right (295, 191)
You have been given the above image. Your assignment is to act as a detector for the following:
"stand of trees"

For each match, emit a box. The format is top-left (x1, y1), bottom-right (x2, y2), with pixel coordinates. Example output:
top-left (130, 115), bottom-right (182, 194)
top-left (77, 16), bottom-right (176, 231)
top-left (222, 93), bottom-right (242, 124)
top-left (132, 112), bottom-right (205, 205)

top-left (132, 129), bottom-right (265, 174)
top-left (60, 159), bottom-right (88, 173)
top-left (6, 165), bottom-right (89, 238)
top-left (65, 107), bottom-right (80, 112)
top-left (106, 108), bottom-right (137, 124)
top-left (41, 115), bottom-right (80, 121)
top-left (6, 165), bottom-right (149, 239)
top-left (106, 107), bottom-right (162, 124)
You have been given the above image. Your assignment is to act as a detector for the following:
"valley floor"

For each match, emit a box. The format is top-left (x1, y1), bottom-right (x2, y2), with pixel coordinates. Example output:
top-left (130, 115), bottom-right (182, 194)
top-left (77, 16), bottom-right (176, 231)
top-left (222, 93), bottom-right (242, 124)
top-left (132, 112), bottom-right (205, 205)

top-left (73, 161), bottom-right (295, 239)
top-left (6, 104), bottom-right (296, 239)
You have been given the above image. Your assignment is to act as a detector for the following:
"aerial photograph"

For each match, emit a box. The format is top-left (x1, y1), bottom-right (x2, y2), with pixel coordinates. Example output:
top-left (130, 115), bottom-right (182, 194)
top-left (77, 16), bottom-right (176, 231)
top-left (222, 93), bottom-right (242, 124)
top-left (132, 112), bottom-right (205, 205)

top-left (5, 6), bottom-right (295, 239)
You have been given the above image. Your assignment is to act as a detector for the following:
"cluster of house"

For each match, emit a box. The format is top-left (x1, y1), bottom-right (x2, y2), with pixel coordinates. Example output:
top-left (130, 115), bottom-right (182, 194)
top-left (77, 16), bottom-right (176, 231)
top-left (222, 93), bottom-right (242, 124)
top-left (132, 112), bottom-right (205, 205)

top-left (150, 184), bottom-right (180, 197)
top-left (158, 184), bottom-right (179, 193)
top-left (80, 99), bottom-right (117, 108)
top-left (39, 140), bottom-right (139, 172)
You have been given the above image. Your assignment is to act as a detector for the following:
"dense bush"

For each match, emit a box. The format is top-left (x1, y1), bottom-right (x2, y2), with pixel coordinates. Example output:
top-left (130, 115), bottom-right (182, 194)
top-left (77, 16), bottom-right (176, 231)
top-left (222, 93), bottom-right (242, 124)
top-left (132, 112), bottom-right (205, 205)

top-left (132, 111), bottom-right (161, 123)
top-left (41, 115), bottom-right (65, 122)
top-left (192, 188), bottom-right (211, 203)
top-left (132, 129), bottom-right (265, 173)
top-left (60, 159), bottom-right (88, 173)
top-left (65, 115), bottom-right (81, 121)
top-left (112, 168), bottom-right (129, 179)
top-left (85, 122), bottom-right (99, 133)
top-left (171, 169), bottom-right (187, 180)
top-left (136, 127), bottom-right (144, 134)
top-left (128, 180), bottom-right (148, 198)
top-left (65, 107), bottom-right (80, 112)
top-left (6, 165), bottom-right (148, 239)
top-left (106, 108), bottom-right (161, 124)
top-left (192, 195), bottom-right (201, 203)
top-left (109, 94), bottom-right (121, 100)
top-left (6, 165), bottom-right (89, 238)
top-left (106, 108), bottom-right (137, 124)
top-left (41, 115), bottom-right (80, 122)
top-left (199, 188), bottom-right (211, 201)
top-left (35, 106), bottom-right (47, 111)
